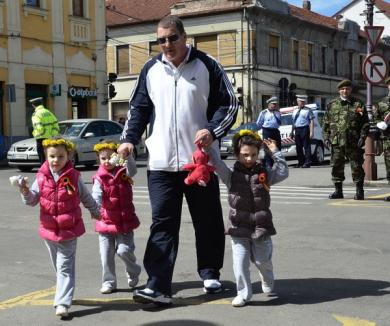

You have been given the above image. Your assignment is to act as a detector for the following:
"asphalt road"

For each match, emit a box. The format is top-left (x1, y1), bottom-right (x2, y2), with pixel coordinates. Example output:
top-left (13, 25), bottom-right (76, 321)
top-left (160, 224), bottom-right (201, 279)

top-left (0, 156), bottom-right (389, 326)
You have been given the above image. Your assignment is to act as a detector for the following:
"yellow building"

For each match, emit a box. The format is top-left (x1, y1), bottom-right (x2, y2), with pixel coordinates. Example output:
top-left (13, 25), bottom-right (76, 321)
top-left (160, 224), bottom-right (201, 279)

top-left (0, 0), bottom-right (107, 152)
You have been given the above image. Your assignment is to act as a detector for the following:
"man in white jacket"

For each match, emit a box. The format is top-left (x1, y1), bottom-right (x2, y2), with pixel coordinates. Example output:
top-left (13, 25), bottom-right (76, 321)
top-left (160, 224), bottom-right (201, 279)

top-left (118, 15), bottom-right (238, 306)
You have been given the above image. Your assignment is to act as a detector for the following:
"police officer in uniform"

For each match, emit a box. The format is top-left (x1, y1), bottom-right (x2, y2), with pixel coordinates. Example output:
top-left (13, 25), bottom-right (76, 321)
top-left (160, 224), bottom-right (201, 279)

top-left (375, 76), bottom-right (390, 201)
top-left (323, 79), bottom-right (369, 200)
top-left (290, 95), bottom-right (314, 168)
top-left (256, 96), bottom-right (281, 169)
top-left (30, 97), bottom-right (60, 164)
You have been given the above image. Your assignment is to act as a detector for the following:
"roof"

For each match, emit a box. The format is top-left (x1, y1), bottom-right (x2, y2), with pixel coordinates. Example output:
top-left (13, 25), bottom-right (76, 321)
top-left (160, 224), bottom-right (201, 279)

top-left (105, 0), bottom-right (181, 26)
top-left (333, 0), bottom-right (390, 19)
top-left (288, 4), bottom-right (339, 30)
top-left (106, 0), bottom-right (339, 32)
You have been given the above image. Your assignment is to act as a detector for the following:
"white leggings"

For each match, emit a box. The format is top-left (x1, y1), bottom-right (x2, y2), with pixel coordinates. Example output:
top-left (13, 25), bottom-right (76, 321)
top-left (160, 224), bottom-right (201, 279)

top-left (231, 236), bottom-right (274, 300)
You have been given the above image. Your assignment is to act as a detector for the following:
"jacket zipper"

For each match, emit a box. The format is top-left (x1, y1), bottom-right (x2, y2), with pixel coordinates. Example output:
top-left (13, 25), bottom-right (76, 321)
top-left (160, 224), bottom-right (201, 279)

top-left (174, 74), bottom-right (180, 171)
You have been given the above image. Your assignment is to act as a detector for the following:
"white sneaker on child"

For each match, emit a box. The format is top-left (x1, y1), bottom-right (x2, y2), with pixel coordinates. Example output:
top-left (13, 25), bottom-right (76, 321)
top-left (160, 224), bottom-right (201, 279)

top-left (100, 284), bottom-right (115, 294)
top-left (231, 295), bottom-right (247, 307)
top-left (261, 280), bottom-right (274, 294)
top-left (55, 305), bottom-right (69, 317)
top-left (127, 273), bottom-right (139, 288)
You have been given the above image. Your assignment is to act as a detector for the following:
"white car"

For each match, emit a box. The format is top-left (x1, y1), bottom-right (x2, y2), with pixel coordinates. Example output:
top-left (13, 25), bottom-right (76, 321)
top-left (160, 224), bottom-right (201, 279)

top-left (7, 119), bottom-right (146, 172)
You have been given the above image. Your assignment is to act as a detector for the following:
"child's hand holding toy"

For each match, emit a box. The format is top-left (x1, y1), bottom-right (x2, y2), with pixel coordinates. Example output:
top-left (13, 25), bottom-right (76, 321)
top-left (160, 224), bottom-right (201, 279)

top-left (9, 175), bottom-right (29, 195)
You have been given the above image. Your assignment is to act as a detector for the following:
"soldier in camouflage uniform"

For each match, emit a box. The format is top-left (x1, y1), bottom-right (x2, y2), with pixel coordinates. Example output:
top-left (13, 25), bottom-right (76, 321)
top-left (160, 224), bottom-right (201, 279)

top-left (323, 79), bottom-right (369, 200)
top-left (375, 76), bottom-right (390, 201)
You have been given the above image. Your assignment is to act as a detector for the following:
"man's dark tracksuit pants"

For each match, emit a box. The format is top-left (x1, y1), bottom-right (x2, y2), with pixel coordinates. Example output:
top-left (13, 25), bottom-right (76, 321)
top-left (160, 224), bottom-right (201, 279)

top-left (144, 170), bottom-right (225, 295)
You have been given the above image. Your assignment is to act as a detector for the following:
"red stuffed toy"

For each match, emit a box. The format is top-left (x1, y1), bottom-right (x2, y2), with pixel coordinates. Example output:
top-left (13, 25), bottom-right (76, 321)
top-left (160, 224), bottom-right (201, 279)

top-left (182, 144), bottom-right (215, 187)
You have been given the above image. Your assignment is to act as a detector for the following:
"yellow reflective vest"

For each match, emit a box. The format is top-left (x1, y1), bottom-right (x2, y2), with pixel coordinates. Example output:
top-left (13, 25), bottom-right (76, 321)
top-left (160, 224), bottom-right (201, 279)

top-left (32, 105), bottom-right (60, 139)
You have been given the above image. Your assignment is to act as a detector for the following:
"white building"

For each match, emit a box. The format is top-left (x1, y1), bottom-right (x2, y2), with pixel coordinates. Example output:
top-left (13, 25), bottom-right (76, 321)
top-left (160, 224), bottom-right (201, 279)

top-left (333, 0), bottom-right (390, 39)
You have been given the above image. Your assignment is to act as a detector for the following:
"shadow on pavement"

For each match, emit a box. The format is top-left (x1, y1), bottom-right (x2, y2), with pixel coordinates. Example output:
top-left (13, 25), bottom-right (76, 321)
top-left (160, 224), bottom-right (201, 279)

top-left (259, 277), bottom-right (390, 306)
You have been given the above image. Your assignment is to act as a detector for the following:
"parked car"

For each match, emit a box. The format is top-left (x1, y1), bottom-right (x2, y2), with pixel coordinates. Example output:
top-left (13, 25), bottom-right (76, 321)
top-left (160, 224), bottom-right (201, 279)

top-left (278, 103), bottom-right (330, 164)
top-left (220, 122), bottom-right (259, 159)
top-left (7, 119), bottom-right (146, 172)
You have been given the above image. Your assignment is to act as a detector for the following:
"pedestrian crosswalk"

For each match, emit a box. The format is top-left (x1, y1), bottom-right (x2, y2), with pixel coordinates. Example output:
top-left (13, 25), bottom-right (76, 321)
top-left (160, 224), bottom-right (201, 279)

top-left (130, 185), bottom-right (384, 206)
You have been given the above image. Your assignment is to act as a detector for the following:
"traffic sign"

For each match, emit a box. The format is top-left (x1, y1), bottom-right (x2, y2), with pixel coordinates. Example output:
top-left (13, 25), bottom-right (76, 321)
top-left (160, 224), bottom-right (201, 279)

top-left (364, 26), bottom-right (384, 49)
top-left (363, 53), bottom-right (388, 84)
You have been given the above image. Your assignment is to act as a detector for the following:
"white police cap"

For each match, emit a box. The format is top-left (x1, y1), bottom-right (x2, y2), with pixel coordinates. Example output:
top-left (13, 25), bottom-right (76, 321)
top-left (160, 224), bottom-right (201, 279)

top-left (296, 95), bottom-right (308, 102)
top-left (266, 96), bottom-right (278, 104)
top-left (29, 97), bottom-right (43, 105)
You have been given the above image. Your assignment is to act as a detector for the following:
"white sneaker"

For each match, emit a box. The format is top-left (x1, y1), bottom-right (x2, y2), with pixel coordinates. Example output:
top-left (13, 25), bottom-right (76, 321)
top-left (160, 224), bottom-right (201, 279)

top-left (55, 305), bottom-right (69, 317)
top-left (232, 296), bottom-right (247, 307)
top-left (100, 284), bottom-right (115, 294)
top-left (261, 280), bottom-right (274, 294)
top-left (127, 274), bottom-right (139, 288)
top-left (203, 279), bottom-right (222, 294)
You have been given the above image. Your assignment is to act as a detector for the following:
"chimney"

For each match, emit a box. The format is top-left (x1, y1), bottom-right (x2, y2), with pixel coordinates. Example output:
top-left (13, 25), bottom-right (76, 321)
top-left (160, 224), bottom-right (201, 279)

top-left (303, 0), bottom-right (311, 11)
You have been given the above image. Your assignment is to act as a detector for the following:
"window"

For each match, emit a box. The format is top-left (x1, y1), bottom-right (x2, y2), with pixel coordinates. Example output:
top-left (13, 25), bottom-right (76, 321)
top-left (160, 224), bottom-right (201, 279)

top-left (308, 43), bottom-right (313, 72)
top-left (116, 45), bottom-right (129, 76)
top-left (348, 52), bottom-right (353, 80)
top-left (72, 0), bottom-right (84, 17)
top-left (269, 35), bottom-right (279, 66)
top-left (334, 49), bottom-right (338, 75)
top-left (149, 41), bottom-right (160, 58)
top-left (26, 0), bottom-right (40, 7)
top-left (194, 35), bottom-right (218, 59)
top-left (321, 47), bottom-right (326, 74)
top-left (103, 121), bottom-right (123, 135)
top-left (292, 40), bottom-right (299, 70)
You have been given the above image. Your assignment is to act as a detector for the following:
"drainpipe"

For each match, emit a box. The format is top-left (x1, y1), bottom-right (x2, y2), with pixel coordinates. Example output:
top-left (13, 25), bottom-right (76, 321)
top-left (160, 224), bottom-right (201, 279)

top-left (241, 8), bottom-right (245, 124)
top-left (245, 7), bottom-right (252, 122)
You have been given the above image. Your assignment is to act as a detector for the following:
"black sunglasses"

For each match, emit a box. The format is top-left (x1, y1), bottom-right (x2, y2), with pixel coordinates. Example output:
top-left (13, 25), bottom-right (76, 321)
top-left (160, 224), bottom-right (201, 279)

top-left (156, 34), bottom-right (180, 45)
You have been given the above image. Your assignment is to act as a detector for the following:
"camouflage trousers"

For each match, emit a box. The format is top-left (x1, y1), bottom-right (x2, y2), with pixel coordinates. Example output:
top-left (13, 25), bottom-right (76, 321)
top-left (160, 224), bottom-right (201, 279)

top-left (383, 139), bottom-right (390, 182)
top-left (330, 145), bottom-right (365, 184)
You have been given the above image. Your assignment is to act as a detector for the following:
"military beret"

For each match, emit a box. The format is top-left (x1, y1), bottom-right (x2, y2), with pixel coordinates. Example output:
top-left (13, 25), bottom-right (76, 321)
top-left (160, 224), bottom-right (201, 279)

top-left (385, 76), bottom-right (390, 85)
top-left (29, 97), bottom-right (43, 105)
top-left (337, 79), bottom-right (352, 89)
top-left (266, 96), bottom-right (278, 104)
top-left (296, 95), bottom-right (308, 102)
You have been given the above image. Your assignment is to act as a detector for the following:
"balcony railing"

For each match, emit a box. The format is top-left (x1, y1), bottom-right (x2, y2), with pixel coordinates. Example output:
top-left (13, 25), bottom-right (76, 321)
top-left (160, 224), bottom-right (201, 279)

top-left (69, 16), bottom-right (90, 43)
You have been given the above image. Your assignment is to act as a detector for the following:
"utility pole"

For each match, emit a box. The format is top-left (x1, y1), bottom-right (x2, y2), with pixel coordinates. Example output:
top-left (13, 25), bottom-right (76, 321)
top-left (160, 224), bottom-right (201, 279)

top-left (364, 0), bottom-right (377, 180)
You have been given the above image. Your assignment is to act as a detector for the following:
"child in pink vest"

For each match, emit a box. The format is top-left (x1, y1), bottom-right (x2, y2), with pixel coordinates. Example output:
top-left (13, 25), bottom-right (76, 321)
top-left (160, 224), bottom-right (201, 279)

top-left (17, 137), bottom-right (100, 318)
top-left (92, 141), bottom-right (141, 294)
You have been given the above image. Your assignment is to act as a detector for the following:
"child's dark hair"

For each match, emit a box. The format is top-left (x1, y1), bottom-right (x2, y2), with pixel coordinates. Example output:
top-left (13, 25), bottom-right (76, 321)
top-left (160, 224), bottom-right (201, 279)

top-left (232, 130), bottom-right (262, 156)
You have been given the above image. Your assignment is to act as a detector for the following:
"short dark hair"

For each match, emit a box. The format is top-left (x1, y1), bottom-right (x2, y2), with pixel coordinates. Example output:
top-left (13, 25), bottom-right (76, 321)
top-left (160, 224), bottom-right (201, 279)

top-left (158, 15), bottom-right (185, 34)
top-left (233, 134), bottom-right (262, 157)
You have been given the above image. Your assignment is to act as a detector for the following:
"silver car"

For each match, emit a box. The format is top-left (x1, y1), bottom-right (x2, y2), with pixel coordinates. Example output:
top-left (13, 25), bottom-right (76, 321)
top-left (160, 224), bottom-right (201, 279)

top-left (7, 119), bottom-right (146, 172)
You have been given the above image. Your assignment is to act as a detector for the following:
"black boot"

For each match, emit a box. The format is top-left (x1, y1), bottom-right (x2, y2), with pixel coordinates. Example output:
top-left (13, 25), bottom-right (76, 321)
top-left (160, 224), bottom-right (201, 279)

top-left (354, 182), bottom-right (364, 200)
top-left (329, 183), bottom-right (343, 199)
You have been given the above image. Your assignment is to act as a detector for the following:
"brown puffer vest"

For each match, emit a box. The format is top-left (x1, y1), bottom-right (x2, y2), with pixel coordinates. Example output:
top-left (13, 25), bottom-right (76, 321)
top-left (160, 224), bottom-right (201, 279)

top-left (227, 161), bottom-right (276, 239)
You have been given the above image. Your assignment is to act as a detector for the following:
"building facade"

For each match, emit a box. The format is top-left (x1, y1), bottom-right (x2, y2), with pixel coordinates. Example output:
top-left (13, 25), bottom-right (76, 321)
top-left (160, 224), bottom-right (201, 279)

top-left (0, 0), bottom-right (107, 152)
top-left (106, 0), bottom-right (390, 126)
top-left (333, 0), bottom-right (390, 40)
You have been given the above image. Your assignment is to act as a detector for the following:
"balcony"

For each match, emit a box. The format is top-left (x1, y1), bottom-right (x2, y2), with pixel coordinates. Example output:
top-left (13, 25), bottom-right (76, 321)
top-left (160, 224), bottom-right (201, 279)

top-left (69, 16), bottom-right (90, 43)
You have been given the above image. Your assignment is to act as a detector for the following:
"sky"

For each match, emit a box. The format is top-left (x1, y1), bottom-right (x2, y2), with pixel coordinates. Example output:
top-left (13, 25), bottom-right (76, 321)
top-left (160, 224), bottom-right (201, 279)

top-left (286, 0), bottom-right (351, 16)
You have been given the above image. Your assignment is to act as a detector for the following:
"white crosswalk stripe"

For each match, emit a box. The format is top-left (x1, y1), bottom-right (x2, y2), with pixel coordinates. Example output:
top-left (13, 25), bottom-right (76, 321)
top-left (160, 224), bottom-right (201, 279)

top-left (130, 185), bottom-right (381, 206)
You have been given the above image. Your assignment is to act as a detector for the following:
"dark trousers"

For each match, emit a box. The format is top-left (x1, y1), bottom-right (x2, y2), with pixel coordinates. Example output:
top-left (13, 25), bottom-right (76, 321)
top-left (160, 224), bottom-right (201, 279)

top-left (36, 138), bottom-right (45, 164)
top-left (294, 127), bottom-right (311, 166)
top-left (262, 128), bottom-right (281, 169)
top-left (144, 170), bottom-right (225, 295)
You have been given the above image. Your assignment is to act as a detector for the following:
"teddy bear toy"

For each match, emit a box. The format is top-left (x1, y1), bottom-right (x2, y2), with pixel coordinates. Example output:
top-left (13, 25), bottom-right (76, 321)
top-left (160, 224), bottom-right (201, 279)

top-left (182, 145), bottom-right (215, 187)
top-left (9, 175), bottom-right (28, 188)
top-left (109, 152), bottom-right (126, 166)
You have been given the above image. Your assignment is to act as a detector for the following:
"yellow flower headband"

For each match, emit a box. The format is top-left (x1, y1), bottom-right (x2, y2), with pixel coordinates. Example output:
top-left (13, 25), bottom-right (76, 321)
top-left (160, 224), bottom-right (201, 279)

top-left (42, 138), bottom-right (75, 151)
top-left (233, 129), bottom-right (262, 142)
top-left (93, 142), bottom-right (119, 152)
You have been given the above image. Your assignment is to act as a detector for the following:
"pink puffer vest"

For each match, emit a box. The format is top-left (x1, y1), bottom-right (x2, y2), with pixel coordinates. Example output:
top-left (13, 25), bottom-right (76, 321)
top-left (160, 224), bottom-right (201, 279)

top-left (37, 161), bottom-right (85, 242)
top-left (93, 165), bottom-right (140, 234)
